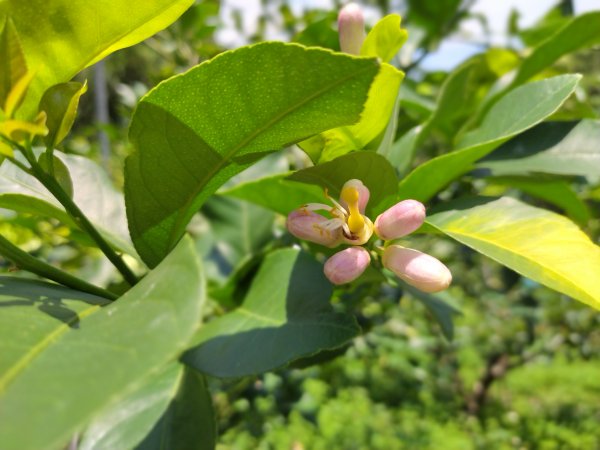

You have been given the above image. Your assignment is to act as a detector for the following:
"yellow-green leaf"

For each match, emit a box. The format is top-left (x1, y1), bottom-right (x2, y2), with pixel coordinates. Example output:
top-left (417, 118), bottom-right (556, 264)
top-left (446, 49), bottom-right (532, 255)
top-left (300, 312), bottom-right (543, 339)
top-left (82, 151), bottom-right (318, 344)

top-left (427, 196), bottom-right (600, 310)
top-left (0, 0), bottom-right (193, 117)
top-left (361, 14), bottom-right (408, 63)
top-left (0, 18), bottom-right (26, 110)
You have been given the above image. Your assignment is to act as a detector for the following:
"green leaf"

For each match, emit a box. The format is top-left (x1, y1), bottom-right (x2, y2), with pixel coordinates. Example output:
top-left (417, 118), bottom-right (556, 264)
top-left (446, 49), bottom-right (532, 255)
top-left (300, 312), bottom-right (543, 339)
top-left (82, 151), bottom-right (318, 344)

top-left (300, 63), bottom-right (404, 163)
top-left (125, 42), bottom-right (380, 267)
top-left (0, 0), bottom-right (193, 117)
top-left (0, 236), bottom-right (205, 450)
top-left (0, 154), bottom-right (135, 256)
top-left (38, 153), bottom-right (74, 198)
top-left (183, 248), bottom-right (360, 378)
top-left (0, 18), bottom-right (26, 110)
top-left (397, 74), bottom-right (580, 202)
top-left (202, 196), bottom-right (274, 268)
top-left (511, 11), bottom-right (600, 87)
top-left (39, 81), bottom-right (88, 148)
top-left (222, 173), bottom-right (325, 217)
top-left (477, 120), bottom-right (600, 178)
top-left (426, 196), bottom-right (600, 310)
top-left (135, 366), bottom-right (216, 450)
top-left (287, 152), bottom-right (398, 215)
top-left (384, 125), bottom-right (421, 176)
top-left (361, 14), bottom-right (408, 63)
top-left (79, 363), bottom-right (182, 450)
top-left (484, 176), bottom-right (591, 226)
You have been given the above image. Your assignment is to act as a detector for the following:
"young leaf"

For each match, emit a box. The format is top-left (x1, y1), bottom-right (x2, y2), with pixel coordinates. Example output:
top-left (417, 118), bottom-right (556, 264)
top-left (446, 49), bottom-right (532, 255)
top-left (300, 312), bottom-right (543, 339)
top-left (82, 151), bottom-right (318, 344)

top-left (39, 81), bottom-right (88, 148)
top-left (477, 120), bottom-right (600, 178)
top-left (361, 14), bottom-right (408, 63)
top-left (183, 248), bottom-right (360, 378)
top-left (0, 236), bottom-right (205, 450)
top-left (396, 74), bottom-right (580, 202)
top-left (125, 42), bottom-right (380, 267)
top-left (287, 151), bottom-right (398, 215)
top-left (0, 0), bottom-right (194, 117)
top-left (426, 197), bottom-right (600, 310)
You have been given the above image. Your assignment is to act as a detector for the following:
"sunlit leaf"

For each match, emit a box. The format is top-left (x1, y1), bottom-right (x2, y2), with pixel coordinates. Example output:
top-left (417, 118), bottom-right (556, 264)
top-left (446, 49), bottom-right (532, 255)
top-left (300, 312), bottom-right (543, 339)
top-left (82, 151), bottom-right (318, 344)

top-left (39, 81), bottom-right (88, 148)
top-left (361, 14), bottom-right (408, 63)
top-left (426, 196), bottom-right (600, 310)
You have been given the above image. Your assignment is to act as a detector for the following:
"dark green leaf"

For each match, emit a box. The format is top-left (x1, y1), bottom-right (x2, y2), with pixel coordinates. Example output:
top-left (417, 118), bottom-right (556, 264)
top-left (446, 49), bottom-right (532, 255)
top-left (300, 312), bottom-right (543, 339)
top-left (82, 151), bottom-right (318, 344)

top-left (0, 236), bottom-right (205, 450)
top-left (125, 42), bottom-right (380, 267)
top-left (183, 248), bottom-right (360, 378)
top-left (287, 152), bottom-right (398, 215)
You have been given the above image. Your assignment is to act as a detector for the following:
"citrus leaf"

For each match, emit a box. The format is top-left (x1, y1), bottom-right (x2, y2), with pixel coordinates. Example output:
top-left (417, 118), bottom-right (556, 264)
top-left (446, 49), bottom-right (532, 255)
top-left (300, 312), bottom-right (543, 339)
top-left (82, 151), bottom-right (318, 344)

top-left (125, 42), bottom-right (380, 267)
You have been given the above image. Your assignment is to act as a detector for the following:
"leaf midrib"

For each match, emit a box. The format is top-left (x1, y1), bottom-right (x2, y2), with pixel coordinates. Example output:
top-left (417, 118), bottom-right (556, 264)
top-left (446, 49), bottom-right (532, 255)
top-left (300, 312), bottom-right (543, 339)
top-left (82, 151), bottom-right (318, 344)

top-left (0, 303), bottom-right (102, 393)
top-left (165, 61), bottom-right (378, 249)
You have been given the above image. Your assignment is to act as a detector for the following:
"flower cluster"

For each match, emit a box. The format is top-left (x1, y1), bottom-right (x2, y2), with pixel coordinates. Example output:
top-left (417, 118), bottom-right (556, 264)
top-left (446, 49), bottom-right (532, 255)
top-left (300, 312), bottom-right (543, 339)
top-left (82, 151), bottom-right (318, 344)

top-left (287, 179), bottom-right (452, 293)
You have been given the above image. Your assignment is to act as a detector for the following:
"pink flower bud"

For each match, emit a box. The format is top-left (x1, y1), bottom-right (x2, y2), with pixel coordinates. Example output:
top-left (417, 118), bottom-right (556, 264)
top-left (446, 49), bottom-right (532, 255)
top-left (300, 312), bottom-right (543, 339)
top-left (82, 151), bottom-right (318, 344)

top-left (382, 245), bottom-right (452, 293)
top-left (339, 179), bottom-right (370, 213)
top-left (374, 200), bottom-right (425, 240)
top-left (324, 246), bottom-right (371, 285)
top-left (287, 209), bottom-right (342, 247)
top-left (338, 3), bottom-right (365, 55)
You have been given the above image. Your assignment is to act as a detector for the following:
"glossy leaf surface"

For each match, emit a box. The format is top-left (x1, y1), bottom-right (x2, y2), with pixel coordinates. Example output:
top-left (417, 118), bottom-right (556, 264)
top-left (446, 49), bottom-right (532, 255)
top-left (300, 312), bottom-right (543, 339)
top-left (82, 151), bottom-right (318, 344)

top-left (125, 42), bottom-right (380, 267)
top-left (184, 248), bottom-right (360, 378)
top-left (0, 236), bottom-right (205, 450)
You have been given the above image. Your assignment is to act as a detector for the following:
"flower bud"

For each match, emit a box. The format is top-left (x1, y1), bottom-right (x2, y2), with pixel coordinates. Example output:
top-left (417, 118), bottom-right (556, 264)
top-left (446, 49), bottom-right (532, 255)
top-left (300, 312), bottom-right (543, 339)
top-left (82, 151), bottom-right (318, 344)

top-left (324, 246), bottom-right (371, 285)
top-left (382, 245), bottom-right (452, 293)
top-left (340, 179), bottom-right (370, 214)
top-left (338, 3), bottom-right (365, 55)
top-left (374, 200), bottom-right (425, 240)
top-left (287, 209), bottom-right (342, 247)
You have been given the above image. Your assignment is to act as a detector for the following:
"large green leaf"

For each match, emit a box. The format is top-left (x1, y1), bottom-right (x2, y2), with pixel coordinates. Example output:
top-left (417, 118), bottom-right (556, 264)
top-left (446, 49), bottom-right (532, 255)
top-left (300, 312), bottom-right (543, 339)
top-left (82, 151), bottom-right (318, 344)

top-left (0, 236), bottom-right (205, 450)
top-left (0, 0), bottom-right (193, 117)
top-left (135, 366), bottom-right (216, 450)
top-left (287, 152), bottom-right (398, 215)
top-left (125, 42), bottom-right (380, 268)
top-left (397, 74), bottom-right (580, 202)
top-left (426, 197), bottom-right (600, 310)
top-left (183, 248), bottom-right (360, 378)
top-left (0, 154), bottom-right (135, 256)
top-left (477, 120), bottom-right (600, 178)
top-left (79, 363), bottom-right (182, 450)
top-left (80, 363), bottom-right (216, 450)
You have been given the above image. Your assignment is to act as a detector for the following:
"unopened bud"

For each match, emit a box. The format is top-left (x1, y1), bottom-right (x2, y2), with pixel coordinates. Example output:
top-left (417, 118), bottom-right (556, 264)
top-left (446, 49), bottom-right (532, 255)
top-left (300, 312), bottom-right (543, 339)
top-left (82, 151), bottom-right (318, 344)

top-left (340, 179), bottom-right (370, 214)
top-left (382, 245), bottom-right (452, 293)
top-left (287, 209), bottom-right (342, 247)
top-left (338, 3), bottom-right (365, 55)
top-left (374, 200), bottom-right (425, 240)
top-left (324, 246), bottom-right (371, 285)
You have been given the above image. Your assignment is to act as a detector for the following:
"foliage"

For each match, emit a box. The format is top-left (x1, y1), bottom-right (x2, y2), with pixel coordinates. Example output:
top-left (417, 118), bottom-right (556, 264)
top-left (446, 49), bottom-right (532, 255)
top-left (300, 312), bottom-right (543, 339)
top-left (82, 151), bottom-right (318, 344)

top-left (0, 1), bottom-right (599, 449)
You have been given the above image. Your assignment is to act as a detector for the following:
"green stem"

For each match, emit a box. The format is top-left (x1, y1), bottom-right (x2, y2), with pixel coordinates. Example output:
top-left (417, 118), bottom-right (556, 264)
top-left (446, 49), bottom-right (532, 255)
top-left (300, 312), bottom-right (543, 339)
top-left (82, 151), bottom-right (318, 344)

top-left (0, 234), bottom-right (118, 300)
top-left (28, 159), bottom-right (139, 286)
